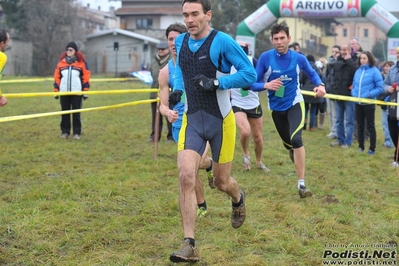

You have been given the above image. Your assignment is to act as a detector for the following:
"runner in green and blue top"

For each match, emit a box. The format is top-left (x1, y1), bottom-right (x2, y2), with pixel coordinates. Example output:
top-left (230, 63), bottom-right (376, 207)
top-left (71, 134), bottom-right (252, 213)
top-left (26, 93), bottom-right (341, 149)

top-left (251, 22), bottom-right (326, 199)
top-left (168, 0), bottom-right (256, 263)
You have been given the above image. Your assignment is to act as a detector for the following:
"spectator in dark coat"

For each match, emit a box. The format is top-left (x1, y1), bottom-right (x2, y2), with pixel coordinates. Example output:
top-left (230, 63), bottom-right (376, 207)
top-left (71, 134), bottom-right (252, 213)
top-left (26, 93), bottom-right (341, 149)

top-left (301, 54), bottom-right (322, 131)
top-left (329, 44), bottom-right (357, 148)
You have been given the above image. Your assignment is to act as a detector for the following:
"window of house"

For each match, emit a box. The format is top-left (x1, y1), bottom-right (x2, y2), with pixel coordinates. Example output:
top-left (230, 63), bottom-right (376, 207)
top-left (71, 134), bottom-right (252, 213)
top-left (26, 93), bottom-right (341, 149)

top-left (343, 28), bottom-right (347, 37)
top-left (364, 29), bottom-right (368, 37)
top-left (137, 18), bottom-right (153, 29)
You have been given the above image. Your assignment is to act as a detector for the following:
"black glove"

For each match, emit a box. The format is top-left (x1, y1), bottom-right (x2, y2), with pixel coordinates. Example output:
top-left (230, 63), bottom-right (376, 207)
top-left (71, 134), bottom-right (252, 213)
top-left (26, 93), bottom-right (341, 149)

top-left (54, 95), bottom-right (59, 100)
top-left (191, 74), bottom-right (219, 91)
top-left (83, 95), bottom-right (89, 101)
top-left (169, 90), bottom-right (183, 106)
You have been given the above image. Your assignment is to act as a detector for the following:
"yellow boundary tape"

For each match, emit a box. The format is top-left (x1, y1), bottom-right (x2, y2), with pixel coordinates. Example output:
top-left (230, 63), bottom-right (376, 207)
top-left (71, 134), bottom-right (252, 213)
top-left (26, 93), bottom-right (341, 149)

top-left (0, 77), bottom-right (139, 83)
top-left (3, 89), bottom-right (158, 98)
top-left (301, 91), bottom-right (398, 106)
top-left (3, 89), bottom-right (397, 106)
top-left (0, 98), bottom-right (158, 123)
top-left (2, 76), bottom-right (395, 106)
top-left (1, 75), bottom-right (398, 123)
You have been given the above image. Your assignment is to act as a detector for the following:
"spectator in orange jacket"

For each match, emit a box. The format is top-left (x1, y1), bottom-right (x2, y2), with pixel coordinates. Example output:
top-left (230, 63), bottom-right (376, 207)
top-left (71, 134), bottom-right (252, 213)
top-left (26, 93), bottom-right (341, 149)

top-left (53, 42), bottom-right (90, 140)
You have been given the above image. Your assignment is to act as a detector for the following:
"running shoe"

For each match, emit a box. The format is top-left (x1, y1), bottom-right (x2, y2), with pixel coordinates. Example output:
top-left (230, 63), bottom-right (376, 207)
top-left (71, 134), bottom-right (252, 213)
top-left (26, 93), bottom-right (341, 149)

top-left (256, 163), bottom-right (270, 172)
top-left (170, 239), bottom-right (199, 263)
top-left (206, 169), bottom-right (215, 189)
top-left (231, 190), bottom-right (246, 229)
top-left (243, 155), bottom-right (251, 170)
top-left (197, 207), bottom-right (207, 217)
top-left (298, 185), bottom-right (313, 198)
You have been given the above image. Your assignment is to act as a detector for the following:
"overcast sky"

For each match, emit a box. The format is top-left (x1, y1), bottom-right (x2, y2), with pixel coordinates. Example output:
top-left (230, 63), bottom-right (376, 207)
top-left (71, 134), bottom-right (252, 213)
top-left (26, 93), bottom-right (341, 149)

top-left (78, 0), bottom-right (121, 11)
top-left (376, 0), bottom-right (399, 12)
top-left (77, 0), bottom-right (398, 13)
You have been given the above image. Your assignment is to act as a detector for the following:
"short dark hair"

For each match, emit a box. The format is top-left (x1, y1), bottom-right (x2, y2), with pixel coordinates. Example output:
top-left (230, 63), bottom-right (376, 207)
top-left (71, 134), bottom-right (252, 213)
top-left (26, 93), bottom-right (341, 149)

top-left (306, 54), bottom-right (315, 62)
top-left (182, 0), bottom-right (211, 13)
top-left (165, 22), bottom-right (187, 38)
top-left (270, 22), bottom-right (289, 38)
top-left (292, 42), bottom-right (300, 48)
top-left (332, 45), bottom-right (341, 50)
top-left (359, 51), bottom-right (376, 67)
top-left (0, 30), bottom-right (9, 44)
top-left (383, 61), bottom-right (395, 67)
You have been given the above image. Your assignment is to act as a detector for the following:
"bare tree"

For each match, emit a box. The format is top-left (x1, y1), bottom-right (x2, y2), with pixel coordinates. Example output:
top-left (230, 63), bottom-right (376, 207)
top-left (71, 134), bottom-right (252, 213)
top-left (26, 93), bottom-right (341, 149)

top-left (2, 0), bottom-right (85, 76)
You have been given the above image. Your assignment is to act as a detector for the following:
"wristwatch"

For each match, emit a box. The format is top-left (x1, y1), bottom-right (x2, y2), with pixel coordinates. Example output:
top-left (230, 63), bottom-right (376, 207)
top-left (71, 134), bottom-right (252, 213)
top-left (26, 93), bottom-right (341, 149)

top-left (319, 83), bottom-right (325, 87)
top-left (213, 79), bottom-right (220, 88)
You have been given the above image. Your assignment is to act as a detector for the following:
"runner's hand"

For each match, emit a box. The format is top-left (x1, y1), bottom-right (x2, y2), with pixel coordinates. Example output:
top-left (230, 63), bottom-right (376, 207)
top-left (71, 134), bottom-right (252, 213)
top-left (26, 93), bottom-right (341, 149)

top-left (191, 75), bottom-right (219, 91)
top-left (0, 96), bottom-right (7, 107)
top-left (169, 90), bottom-right (183, 106)
top-left (265, 78), bottom-right (283, 91)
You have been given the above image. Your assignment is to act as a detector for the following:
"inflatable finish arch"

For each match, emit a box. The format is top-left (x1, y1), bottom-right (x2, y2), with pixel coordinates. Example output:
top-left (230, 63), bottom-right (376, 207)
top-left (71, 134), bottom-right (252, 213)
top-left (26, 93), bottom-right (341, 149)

top-left (236, 0), bottom-right (399, 55)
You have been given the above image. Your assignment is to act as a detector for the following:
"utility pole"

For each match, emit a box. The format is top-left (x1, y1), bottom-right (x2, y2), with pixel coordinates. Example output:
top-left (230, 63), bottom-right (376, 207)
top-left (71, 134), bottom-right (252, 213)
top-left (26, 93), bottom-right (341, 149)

top-left (114, 42), bottom-right (119, 77)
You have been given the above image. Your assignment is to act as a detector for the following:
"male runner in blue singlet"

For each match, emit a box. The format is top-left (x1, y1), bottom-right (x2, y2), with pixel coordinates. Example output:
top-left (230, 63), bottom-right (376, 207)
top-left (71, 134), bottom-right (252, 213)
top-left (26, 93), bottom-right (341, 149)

top-left (251, 22), bottom-right (326, 199)
top-left (168, 0), bottom-right (257, 263)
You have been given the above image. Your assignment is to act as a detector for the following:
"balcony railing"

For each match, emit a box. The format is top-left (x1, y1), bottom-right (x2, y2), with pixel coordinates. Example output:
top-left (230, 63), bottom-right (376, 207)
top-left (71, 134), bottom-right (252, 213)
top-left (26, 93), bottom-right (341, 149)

top-left (305, 40), bottom-right (327, 55)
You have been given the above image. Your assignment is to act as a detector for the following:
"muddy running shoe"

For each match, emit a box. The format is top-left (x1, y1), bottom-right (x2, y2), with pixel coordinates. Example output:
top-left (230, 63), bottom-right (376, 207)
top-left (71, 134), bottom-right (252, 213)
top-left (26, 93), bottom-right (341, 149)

top-left (197, 206), bottom-right (207, 217)
top-left (256, 163), bottom-right (271, 172)
top-left (231, 190), bottom-right (246, 229)
top-left (170, 239), bottom-right (199, 263)
top-left (243, 155), bottom-right (251, 170)
top-left (206, 168), bottom-right (215, 189)
top-left (298, 185), bottom-right (313, 198)
top-left (289, 149), bottom-right (294, 164)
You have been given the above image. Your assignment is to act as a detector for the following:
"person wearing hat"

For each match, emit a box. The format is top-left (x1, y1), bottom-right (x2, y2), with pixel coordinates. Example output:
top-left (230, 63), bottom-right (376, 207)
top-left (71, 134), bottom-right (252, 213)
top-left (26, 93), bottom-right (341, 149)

top-left (147, 40), bottom-right (172, 142)
top-left (53, 41), bottom-right (91, 140)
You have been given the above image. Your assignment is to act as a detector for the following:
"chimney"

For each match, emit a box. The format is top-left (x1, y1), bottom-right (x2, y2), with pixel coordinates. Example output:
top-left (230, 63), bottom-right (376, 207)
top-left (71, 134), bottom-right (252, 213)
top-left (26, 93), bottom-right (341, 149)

top-left (87, 3), bottom-right (90, 8)
top-left (98, 6), bottom-right (101, 10)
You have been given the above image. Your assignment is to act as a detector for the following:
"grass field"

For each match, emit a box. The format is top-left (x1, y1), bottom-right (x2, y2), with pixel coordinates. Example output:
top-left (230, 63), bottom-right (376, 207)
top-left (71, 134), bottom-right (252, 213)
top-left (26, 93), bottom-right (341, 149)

top-left (0, 77), bottom-right (397, 265)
